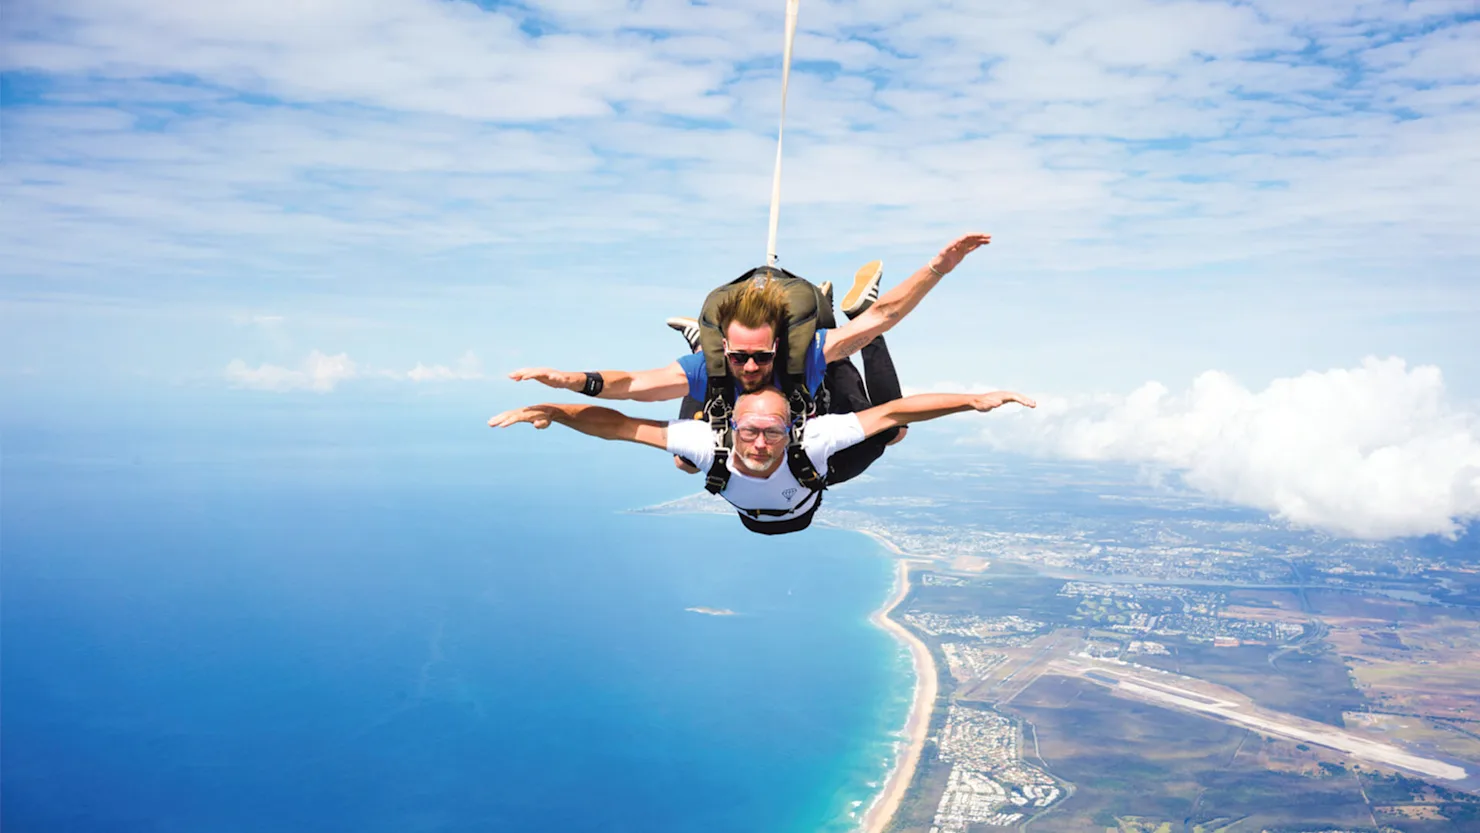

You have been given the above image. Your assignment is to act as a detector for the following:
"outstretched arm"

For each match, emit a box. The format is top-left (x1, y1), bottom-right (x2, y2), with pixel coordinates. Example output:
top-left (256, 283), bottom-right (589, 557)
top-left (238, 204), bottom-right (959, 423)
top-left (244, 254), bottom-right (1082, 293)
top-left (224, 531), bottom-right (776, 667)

top-left (823, 233), bottom-right (991, 363)
top-left (855, 391), bottom-right (1035, 437)
top-left (488, 403), bottom-right (670, 449)
top-left (507, 362), bottom-right (690, 402)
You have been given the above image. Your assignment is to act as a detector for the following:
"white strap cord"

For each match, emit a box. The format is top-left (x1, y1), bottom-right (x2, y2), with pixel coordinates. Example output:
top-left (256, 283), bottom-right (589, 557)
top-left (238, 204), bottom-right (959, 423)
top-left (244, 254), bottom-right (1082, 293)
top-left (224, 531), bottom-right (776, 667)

top-left (765, 0), bottom-right (801, 268)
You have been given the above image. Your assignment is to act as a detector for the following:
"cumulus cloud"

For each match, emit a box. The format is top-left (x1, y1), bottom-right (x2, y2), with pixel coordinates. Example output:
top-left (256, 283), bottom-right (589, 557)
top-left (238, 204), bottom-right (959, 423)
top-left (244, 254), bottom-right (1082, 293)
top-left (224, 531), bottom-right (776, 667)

top-left (225, 350), bottom-right (358, 392)
top-left (974, 357), bottom-right (1480, 540)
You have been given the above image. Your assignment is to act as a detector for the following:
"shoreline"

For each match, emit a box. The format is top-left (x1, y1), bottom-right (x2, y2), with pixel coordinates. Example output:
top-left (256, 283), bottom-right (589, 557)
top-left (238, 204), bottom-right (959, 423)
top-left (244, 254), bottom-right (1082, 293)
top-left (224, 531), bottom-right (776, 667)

top-left (854, 527), bottom-right (907, 558)
top-left (859, 555), bottom-right (938, 833)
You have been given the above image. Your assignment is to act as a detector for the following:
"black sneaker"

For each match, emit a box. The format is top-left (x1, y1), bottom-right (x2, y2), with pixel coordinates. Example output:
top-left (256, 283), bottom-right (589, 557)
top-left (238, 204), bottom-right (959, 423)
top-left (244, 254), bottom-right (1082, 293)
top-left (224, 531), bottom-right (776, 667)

top-left (819, 280), bottom-right (833, 312)
top-left (666, 317), bottom-right (702, 353)
top-left (842, 260), bottom-right (883, 319)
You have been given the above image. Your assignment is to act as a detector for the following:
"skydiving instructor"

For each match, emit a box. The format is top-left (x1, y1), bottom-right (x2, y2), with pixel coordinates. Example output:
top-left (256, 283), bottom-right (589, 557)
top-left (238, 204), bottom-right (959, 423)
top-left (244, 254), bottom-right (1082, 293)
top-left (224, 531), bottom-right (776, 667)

top-left (506, 233), bottom-right (993, 406)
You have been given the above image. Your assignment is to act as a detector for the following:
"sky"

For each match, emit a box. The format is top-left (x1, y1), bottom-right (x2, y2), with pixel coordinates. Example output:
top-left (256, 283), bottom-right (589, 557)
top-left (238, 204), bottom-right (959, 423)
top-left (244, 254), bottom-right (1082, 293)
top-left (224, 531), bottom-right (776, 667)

top-left (2, 0), bottom-right (1477, 539)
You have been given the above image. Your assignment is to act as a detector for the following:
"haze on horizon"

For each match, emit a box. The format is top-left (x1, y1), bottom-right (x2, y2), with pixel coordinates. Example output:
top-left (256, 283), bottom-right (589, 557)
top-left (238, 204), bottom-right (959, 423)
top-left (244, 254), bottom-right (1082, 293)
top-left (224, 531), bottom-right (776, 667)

top-left (2, 0), bottom-right (1477, 540)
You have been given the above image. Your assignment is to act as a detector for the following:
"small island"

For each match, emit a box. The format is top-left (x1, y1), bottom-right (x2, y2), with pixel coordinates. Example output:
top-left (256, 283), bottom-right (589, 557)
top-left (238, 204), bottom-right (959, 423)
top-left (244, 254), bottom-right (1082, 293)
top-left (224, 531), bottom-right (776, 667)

top-left (685, 607), bottom-right (737, 616)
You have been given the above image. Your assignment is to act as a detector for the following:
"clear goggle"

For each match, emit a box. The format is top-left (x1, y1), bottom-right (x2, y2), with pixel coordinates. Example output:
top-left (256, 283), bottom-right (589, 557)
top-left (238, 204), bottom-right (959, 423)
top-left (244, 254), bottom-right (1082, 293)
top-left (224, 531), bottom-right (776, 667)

top-left (732, 415), bottom-right (789, 444)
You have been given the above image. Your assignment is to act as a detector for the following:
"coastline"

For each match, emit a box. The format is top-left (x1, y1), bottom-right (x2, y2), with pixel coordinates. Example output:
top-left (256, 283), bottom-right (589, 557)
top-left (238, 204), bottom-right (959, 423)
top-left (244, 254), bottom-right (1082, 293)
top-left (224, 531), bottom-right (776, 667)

top-left (855, 528), bottom-right (907, 558)
top-left (631, 498), bottom-right (937, 831)
top-left (859, 555), bottom-right (938, 833)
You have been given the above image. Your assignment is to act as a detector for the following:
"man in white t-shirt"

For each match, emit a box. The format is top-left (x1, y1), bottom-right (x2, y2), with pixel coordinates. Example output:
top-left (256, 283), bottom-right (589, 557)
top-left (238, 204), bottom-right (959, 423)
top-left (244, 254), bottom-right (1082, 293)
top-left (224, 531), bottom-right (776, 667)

top-left (489, 386), bottom-right (1035, 535)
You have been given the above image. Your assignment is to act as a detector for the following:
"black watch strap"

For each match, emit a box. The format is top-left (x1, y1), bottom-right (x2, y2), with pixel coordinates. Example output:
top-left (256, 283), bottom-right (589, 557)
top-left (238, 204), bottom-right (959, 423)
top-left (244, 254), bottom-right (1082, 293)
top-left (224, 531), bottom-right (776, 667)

top-left (582, 372), bottom-right (605, 397)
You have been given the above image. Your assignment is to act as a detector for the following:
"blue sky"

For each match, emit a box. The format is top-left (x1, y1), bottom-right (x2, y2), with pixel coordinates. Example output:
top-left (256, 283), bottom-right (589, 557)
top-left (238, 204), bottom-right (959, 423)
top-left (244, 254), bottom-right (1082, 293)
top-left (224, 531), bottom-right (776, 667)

top-left (3, 0), bottom-right (1478, 538)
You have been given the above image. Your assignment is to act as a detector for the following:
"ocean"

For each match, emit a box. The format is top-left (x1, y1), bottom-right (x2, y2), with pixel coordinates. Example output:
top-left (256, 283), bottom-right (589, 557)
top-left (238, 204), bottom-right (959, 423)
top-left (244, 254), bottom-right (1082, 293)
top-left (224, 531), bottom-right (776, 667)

top-left (1, 395), bottom-right (913, 833)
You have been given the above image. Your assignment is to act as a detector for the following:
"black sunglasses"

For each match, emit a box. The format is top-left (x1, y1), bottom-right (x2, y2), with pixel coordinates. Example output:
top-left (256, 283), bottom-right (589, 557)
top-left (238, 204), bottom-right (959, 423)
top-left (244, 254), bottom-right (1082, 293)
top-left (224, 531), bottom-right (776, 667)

top-left (724, 341), bottom-right (777, 366)
top-left (726, 349), bottom-right (776, 366)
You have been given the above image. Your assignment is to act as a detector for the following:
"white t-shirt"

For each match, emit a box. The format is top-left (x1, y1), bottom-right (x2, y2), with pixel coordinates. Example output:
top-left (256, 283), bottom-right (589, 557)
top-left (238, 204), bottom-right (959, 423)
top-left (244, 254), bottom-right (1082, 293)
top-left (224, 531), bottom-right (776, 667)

top-left (665, 414), bottom-right (868, 523)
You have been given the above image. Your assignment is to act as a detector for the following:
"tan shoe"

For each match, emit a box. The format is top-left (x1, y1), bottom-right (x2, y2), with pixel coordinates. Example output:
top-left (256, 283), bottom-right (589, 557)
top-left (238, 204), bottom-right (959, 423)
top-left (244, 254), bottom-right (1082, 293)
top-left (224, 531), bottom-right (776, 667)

top-left (842, 260), bottom-right (883, 319)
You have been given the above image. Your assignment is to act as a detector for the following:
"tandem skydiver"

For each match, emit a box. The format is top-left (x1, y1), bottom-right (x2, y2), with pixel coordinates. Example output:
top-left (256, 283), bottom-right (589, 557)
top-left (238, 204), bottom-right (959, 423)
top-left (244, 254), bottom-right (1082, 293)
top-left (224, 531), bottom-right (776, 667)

top-left (507, 233), bottom-right (994, 483)
top-left (496, 233), bottom-right (1020, 534)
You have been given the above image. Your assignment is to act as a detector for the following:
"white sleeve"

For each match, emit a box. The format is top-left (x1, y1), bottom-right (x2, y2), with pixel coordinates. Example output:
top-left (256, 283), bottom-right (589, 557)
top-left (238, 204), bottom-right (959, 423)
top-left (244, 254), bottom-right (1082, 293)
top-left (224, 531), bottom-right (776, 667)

top-left (665, 420), bottom-right (717, 471)
top-left (801, 414), bottom-right (867, 469)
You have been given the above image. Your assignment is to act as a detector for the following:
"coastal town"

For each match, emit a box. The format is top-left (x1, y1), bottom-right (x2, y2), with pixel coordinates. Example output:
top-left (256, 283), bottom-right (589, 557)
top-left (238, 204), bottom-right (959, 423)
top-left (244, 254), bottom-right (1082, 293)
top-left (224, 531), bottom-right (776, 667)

top-left (634, 470), bottom-right (1480, 831)
top-left (928, 705), bottom-right (1062, 832)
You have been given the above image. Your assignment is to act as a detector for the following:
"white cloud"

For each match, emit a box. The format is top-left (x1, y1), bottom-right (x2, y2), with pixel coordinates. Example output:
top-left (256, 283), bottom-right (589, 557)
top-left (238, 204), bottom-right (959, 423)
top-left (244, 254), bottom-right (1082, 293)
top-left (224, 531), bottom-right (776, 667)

top-left (1055, 2), bottom-right (1301, 67)
top-left (972, 357), bottom-right (1480, 540)
top-left (225, 350), bottom-right (357, 392)
top-left (225, 349), bottom-right (486, 389)
top-left (402, 350), bottom-right (485, 382)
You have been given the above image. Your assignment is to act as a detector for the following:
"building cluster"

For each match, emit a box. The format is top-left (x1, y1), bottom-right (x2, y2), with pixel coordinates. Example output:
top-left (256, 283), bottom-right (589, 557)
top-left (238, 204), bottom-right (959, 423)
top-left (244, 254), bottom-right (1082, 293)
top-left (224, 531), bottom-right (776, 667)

top-left (903, 612), bottom-right (1045, 639)
top-left (940, 642), bottom-right (1007, 681)
top-left (1156, 613), bottom-right (1305, 645)
top-left (927, 706), bottom-right (1061, 833)
top-left (997, 536), bottom-right (1296, 582)
top-left (1105, 611), bottom-right (1159, 632)
top-left (1058, 581), bottom-right (1303, 646)
top-left (1059, 581), bottom-right (1224, 613)
top-left (930, 769), bottom-right (1025, 830)
top-left (1066, 595), bottom-right (1163, 633)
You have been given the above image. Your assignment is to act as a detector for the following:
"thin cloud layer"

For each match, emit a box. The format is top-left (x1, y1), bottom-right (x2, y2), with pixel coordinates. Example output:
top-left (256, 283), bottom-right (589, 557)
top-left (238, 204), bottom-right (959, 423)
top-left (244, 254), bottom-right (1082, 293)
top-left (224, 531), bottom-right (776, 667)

top-left (224, 350), bottom-right (485, 390)
top-left (226, 350), bottom-right (359, 392)
top-left (977, 357), bottom-right (1480, 540)
top-left (404, 350), bottom-right (485, 382)
top-left (3, 0), bottom-right (1476, 288)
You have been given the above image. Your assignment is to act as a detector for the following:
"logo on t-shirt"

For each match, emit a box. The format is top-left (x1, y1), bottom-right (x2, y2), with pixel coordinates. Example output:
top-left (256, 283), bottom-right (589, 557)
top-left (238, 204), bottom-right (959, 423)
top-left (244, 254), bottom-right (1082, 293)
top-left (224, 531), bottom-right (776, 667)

top-left (782, 487), bottom-right (798, 500)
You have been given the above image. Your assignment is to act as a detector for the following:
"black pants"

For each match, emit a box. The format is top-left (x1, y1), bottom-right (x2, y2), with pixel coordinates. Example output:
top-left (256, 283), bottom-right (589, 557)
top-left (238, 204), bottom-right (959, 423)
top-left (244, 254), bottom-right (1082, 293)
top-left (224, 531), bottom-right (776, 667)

top-left (818, 334), bottom-right (901, 485)
top-left (677, 335), bottom-right (901, 485)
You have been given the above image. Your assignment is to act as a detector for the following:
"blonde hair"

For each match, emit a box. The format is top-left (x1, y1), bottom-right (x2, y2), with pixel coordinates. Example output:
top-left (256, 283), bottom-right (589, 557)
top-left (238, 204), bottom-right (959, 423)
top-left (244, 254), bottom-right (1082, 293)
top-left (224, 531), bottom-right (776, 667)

top-left (715, 276), bottom-right (789, 341)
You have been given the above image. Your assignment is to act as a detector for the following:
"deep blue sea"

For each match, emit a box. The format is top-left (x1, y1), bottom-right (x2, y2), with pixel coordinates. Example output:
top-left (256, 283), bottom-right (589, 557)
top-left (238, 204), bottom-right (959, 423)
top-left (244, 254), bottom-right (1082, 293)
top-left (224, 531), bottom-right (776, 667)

top-left (2, 395), bottom-right (912, 833)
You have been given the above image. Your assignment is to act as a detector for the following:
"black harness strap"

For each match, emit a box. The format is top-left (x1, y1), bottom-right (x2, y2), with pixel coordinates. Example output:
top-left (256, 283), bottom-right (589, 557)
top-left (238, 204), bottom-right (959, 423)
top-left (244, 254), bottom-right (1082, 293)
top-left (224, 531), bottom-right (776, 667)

top-left (702, 378), bottom-right (736, 496)
top-left (737, 492), bottom-right (824, 535)
top-left (784, 389), bottom-right (823, 491)
top-left (779, 375), bottom-right (825, 493)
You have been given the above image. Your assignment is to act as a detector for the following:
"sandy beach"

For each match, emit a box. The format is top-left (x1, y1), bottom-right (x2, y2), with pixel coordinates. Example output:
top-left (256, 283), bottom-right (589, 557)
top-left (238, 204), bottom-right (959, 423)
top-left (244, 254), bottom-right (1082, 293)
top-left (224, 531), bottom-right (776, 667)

top-left (859, 556), bottom-right (938, 833)
top-left (855, 528), bottom-right (908, 558)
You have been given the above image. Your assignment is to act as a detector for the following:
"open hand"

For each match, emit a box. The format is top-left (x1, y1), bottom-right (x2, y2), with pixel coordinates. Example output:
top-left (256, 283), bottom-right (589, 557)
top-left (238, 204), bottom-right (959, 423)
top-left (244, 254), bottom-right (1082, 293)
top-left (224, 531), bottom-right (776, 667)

top-left (508, 368), bottom-right (580, 390)
top-left (929, 233), bottom-right (992, 276)
top-left (488, 405), bottom-right (557, 429)
top-left (969, 391), bottom-right (1035, 412)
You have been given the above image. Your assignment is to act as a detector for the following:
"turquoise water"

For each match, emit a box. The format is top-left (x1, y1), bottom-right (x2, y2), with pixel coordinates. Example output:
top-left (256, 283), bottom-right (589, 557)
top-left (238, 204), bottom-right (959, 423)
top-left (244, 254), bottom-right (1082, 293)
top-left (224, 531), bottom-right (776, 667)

top-left (2, 402), bottom-right (914, 832)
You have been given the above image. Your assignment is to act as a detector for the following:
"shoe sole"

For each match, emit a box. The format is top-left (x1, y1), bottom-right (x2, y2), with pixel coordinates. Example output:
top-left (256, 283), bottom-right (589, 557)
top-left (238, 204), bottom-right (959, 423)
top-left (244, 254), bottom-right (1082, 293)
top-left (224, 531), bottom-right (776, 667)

top-left (842, 260), bottom-right (883, 313)
top-left (666, 317), bottom-right (702, 353)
